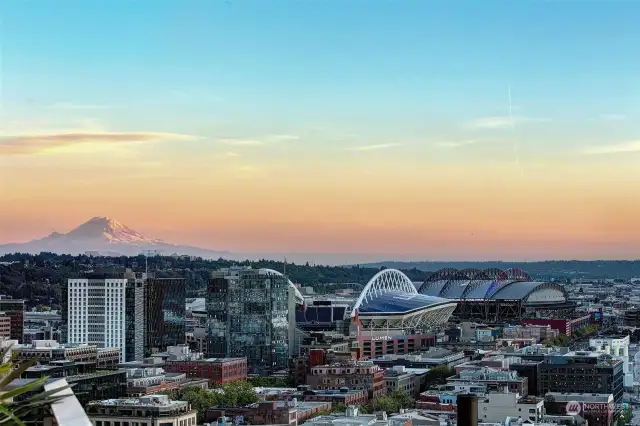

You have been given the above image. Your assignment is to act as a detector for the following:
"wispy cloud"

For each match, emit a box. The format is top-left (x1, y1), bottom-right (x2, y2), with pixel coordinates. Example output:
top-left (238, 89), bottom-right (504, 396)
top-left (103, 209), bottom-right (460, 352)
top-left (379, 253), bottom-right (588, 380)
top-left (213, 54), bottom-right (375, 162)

top-left (582, 140), bottom-right (640, 155)
top-left (346, 143), bottom-right (403, 152)
top-left (47, 103), bottom-right (109, 110)
top-left (436, 140), bottom-right (479, 148)
top-left (599, 113), bottom-right (626, 121)
top-left (218, 139), bottom-right (265, 146)
top-left (469, 116), bottom-right (548, 129)
top-left (217, 134), bottom-right (299, 147)
top-left (435, 139), bottom-right (508, 149)
top-left (0, 132), bottom-right (198, 156)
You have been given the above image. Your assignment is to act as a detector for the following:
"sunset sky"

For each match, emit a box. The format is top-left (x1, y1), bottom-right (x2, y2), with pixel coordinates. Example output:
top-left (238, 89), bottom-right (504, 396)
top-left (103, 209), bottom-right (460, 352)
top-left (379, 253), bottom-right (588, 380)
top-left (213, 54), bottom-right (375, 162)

top-left (2, 1), bottom-right (640, 262)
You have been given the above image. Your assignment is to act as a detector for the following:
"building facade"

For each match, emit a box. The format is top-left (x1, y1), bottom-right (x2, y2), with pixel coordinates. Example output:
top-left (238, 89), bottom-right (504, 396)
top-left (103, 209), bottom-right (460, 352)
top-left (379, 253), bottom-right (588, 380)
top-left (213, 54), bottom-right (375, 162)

top-left (67, 278), bottom-right (146, 362)
top-left (145, 278), bottom-right (186, 356)
top-left (67, 279), bottom-right (128, 361)
top-left (0, 296), bottom-right (25, 342)
top-left (207, 268), bottom-right (293, 374)
top-left (539, 351), bottom-right (624, 409)
top-left (86, 395), bottom-right (197, 426)
top-left (306, 360), bottom-right (386, 398)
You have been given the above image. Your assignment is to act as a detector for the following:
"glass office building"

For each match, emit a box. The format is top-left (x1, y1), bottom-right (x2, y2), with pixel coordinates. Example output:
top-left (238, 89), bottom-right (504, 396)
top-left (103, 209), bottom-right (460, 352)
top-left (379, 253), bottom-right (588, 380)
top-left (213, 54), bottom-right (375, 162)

top-left (207, 268), bottom-right (292, 375)
top-left (145, 278), bottom-right (186, 356)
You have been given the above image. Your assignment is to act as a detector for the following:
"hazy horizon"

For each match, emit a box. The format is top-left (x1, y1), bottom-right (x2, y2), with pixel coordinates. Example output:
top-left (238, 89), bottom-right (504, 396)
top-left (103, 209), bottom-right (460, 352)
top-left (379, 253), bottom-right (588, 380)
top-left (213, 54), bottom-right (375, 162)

top-left (3, 1), bottom-right (640, 260)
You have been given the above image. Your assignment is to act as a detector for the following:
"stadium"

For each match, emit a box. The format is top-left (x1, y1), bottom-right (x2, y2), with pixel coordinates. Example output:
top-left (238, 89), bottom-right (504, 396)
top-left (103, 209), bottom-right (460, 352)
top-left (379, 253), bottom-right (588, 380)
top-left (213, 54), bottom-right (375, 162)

top-left (418, 267), bottom-right (571, 322)
top-left (350, 269), bottom-right (457, 331)
top-left (296, 269), bottom-right (457, 334)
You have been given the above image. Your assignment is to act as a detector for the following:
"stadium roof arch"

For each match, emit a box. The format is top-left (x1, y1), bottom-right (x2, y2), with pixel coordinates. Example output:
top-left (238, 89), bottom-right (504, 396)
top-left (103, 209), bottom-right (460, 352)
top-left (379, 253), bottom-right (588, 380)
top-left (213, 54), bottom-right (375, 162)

top-left (262, 268), bottom-right (305, 305)
top-left (352, 269), bottom-right (457, 330)
top-left (418, 267), bottom-right (567, 305)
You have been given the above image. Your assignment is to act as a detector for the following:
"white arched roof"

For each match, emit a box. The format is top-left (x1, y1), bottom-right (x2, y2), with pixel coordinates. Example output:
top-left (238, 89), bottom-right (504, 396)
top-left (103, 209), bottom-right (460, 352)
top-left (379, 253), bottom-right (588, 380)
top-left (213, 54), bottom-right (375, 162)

top-left (351, 269), bottom-right (417, 317)
top-left (262, 268), bottom-right (305, 305)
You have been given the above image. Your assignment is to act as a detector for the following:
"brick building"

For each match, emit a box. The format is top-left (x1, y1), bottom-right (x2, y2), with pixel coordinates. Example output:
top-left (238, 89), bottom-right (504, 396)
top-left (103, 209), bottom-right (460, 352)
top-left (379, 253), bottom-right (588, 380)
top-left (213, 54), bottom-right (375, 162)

top-left (0, 297), bottom-right (24, 342)
top-left (306, 360), bottom-right (385, 398)
top-left (0, 313), bottom-right (11, 338)
top-left (164, 357), bottom-right (247, 385)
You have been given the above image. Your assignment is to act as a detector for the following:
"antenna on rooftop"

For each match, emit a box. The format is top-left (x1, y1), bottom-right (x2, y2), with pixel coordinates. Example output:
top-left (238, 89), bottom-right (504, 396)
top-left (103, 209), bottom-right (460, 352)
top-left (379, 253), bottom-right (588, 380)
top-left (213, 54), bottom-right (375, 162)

top-left (141, 250), bottom-right (159, 277)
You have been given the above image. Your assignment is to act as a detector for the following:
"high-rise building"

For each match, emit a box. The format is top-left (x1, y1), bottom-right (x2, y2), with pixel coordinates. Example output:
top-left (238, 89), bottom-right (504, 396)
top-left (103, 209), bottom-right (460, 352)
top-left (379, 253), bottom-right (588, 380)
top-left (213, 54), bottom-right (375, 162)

top-left (145, 278), bottom-right (186, 356)
top-left (207, 267), bottom-right (295, 375)
top-left (67, 278), bottom-right (144, 362)
top-left (124, 273), bottom-right (145, 362)
top-left (0, 296), bottom-right (25, 342)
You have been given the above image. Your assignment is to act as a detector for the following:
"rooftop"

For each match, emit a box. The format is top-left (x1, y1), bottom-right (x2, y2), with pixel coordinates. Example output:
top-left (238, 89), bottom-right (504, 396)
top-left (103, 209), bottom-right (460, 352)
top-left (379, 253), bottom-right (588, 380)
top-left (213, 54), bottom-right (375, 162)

top-left (89, 395), bottom-right (189, 409)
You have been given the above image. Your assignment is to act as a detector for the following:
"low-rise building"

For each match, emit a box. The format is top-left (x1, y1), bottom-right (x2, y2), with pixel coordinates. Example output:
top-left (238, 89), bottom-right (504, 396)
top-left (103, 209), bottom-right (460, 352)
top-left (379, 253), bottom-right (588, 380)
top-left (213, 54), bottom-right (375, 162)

top-left (306, 360), bottom-right (386, 398)
top-left (446, 368), bottom-right (529, 395)
top-left (164, 356), bottom-right (247, 385)
top-left (206, 400), bottom-right (331, 426)
top-left (384, 366), bottom-right (420, 397)
top-left (86, 395), bottom-right (197, 426)
top-left (372, 348), bottom-right (466, 370)
top-left (124, 366), bottom-right (208, 397)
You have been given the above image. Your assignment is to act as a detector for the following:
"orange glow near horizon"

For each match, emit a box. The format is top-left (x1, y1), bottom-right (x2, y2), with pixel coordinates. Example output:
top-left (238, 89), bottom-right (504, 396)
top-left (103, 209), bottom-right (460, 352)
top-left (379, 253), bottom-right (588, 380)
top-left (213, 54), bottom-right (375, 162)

top-left (2, 147), bottom-right (640, 261)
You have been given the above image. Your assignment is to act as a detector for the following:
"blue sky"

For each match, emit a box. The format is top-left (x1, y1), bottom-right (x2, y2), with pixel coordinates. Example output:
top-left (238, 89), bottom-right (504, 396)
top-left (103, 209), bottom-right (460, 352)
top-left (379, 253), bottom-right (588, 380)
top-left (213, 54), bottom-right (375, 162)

top-left (5, 0), bottom-right (639, 128)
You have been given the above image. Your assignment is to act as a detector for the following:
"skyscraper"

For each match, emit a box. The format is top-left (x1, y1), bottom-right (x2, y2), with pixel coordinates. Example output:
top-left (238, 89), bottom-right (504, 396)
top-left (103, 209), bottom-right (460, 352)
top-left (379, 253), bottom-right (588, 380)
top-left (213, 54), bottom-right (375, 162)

top-left (145, 278), bottom-right (186, 356)
top-left (67, 278), bottom-right (128, 362)
top-left (206, 267), bottom-right (294, 375)
top-left (67, 277), bottom-right (145, 362)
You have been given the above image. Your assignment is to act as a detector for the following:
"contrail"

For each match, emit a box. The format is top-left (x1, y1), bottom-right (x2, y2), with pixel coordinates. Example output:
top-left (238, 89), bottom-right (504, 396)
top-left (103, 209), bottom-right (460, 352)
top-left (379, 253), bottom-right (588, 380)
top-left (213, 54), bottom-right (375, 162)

top-left (508, 83), bottom-right (523, 176)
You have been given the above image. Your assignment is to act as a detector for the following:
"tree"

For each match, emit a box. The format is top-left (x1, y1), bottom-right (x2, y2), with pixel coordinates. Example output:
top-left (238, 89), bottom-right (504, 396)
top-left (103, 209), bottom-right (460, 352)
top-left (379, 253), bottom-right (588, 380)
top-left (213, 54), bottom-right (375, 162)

top-left (361, 390), bottom-right (415, 414)
top-left (617, 406), bottom-right (633, 426)
top-left (164, 382), bottom-right (259, 422)
top-left (426, 365), bottom-right (454, 387)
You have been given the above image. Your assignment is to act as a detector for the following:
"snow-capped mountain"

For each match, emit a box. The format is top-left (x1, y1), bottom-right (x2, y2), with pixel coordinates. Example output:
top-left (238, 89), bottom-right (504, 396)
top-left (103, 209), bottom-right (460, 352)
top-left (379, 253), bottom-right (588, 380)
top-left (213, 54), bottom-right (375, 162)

top-left (0, 216), bottom-right (230, 258)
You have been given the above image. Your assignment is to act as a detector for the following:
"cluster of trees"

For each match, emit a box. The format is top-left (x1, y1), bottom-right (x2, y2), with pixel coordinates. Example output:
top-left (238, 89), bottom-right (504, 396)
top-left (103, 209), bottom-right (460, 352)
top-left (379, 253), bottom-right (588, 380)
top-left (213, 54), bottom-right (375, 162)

top-left (360, 390), bottom-right (415, 414)
top-left (163, 382), bottom-right (259, 422)
top-left (424, 365), bottom-right (455, 387)
top-left (0, 253), bottom-right (429, 307)
top-left (618, 406), bottom-right (633, 426)
top-left (542, 324), bottom-right (599, 347)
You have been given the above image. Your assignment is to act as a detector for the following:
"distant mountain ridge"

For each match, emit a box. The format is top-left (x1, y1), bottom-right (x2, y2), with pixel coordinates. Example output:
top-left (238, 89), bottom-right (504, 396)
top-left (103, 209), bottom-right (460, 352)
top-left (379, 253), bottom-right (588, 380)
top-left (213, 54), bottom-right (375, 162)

top-left (0, 216), bottom-right (230, 258)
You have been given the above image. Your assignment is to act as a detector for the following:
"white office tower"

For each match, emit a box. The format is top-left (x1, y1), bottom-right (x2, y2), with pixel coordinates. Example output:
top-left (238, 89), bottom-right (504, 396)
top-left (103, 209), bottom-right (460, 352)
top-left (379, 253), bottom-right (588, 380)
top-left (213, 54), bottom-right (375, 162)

top-left (67, 279), bottom-right (127, 362)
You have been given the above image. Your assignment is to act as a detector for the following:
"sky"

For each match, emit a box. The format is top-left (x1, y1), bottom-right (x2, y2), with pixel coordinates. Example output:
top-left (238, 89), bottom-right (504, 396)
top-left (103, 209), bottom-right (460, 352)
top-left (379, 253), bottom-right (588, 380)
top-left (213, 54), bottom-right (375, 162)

top-left (1, 0), bottom-right (640, 262)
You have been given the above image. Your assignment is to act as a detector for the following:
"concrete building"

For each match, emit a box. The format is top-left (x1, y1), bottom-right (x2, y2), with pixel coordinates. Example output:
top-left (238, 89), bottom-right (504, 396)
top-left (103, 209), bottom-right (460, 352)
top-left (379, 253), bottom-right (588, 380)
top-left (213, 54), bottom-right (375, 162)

top-left (446, 368), bottom-right (529, 396)
top-left (477, 392), bottom-right (544, 424)
top-left (86, 395), bottom-right (197, 426)
top-left (589, 335), bottom-right (633, 388)
top-left (12, 340), bottom-right (120, 367)
top-left (544, 392), bottom-right (614, 426)
top-left (67, 278), bottom-right (130, 361)
top-left (384, 366), bottom-right (420, 397)
top-left (539, 351), bottom-right (624, 409)
top-left (372, 348), bottom-right (466, 369)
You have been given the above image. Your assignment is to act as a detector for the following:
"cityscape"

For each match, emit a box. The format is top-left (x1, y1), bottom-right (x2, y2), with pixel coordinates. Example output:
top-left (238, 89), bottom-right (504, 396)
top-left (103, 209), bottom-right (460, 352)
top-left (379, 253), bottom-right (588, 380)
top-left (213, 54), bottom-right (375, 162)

top-left (2, 1), bottom-right (640, 426)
